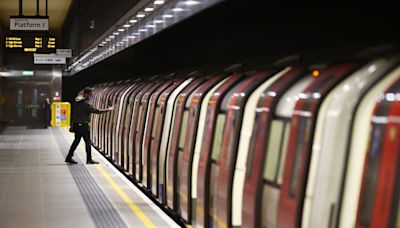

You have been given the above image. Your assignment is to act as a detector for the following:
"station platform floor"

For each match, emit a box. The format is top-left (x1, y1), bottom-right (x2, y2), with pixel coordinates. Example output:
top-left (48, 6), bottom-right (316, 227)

top-left (0, 126), bottom-right (179, 228)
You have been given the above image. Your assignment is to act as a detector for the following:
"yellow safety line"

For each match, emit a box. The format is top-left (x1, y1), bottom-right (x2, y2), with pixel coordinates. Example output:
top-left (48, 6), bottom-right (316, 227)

top-left (63, 128), bottom-right (156, 228)
top-left (95, 165), bottom-right (156, 228)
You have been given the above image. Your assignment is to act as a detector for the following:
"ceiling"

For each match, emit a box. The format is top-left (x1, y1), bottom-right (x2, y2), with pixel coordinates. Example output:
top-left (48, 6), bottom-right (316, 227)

top-left (0, 0), bottom-right (72, 32)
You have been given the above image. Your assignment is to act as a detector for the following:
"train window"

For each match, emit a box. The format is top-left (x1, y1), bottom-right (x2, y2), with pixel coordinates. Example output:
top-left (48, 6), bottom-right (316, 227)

top-left (136, 105), bottom-right (143, 131)
top-left (211, 114), bottom-right (226, 161)
top-left (152, 107), bottom-right (159, 138)
top-left (179, 111), bottom-right (189, 148)
top-left (264, 120), bottom-right (285, 182)
top-left (359, 124), bottom-right (385, 225)
top-left (277, 120), bottom-right (291, 185)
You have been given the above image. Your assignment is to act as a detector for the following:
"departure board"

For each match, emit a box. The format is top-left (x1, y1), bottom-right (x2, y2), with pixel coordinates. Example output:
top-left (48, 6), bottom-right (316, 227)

top-left (5, 34), bottom-right (56, 53)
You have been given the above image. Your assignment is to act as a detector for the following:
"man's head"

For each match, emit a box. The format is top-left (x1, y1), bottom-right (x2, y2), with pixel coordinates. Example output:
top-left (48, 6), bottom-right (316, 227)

top-left (83, 87), bottom-right (93, 98)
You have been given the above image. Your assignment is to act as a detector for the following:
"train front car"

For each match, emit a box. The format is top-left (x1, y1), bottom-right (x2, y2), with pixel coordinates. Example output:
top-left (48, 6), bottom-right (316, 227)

top-left (179, 75), bottom-right (227, 224)
top-left (232, 66), bottom-right (306, 228)
top-left (195, 73), bottom-right (244, 227)
top-left (302, 57), bottom-right (399, 228)
top-left (165, 77), bottom-right (206, 212)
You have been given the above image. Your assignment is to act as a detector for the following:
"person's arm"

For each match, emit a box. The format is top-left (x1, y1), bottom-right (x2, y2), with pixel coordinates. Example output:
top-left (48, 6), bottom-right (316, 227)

top-left (86, 102), bottom-right (114, 114)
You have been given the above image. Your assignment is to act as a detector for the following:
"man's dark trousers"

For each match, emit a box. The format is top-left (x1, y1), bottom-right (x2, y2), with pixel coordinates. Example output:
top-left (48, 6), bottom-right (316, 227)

top-left (66, 123), bottom-right (92, 162)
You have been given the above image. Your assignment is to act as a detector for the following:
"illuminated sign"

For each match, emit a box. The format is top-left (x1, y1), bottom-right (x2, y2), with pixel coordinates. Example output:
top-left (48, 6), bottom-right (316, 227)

top-left (34, 54), bottom-right (66, 64)
top-left (10, 17), bottom-right (49, 31)
top-left (5, 35), bottom-right (56, 53)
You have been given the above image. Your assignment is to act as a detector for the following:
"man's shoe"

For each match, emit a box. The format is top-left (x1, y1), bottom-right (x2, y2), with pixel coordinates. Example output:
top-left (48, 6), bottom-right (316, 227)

top-left (65, 158), bottom-right (78, 164)
top-left (86, 159), bottom-right (99, 165)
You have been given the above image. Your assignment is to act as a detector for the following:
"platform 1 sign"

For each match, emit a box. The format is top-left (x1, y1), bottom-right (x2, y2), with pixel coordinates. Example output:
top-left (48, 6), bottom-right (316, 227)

top-left (34, 54), bottom-right (66, 64)
top-left (10, 17), bottom-right (49, 31)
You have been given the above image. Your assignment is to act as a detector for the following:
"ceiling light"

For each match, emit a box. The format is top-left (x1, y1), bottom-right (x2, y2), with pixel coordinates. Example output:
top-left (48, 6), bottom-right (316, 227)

top-left (154, 19), bottom-right (164, 23)
top-left (154, 0), bottom-right (165, 4)
top-left (109, 35), bottom-right (115, 39)
top-left (123, 24), bottom-right (131, 28)
top-left (137, 14), bottom-right (146, 18)
top-left (118, 29), bottom-right (125, 32)
top-left (113, 32), bottom-right (119, 35)
top-left (145, 8), bottom-right (154, 12)
top-left (147, 24), bottom-right (155, 28)
top-left (172, 8), bottom-right (184, 12)
top-left (163, 14), bottom-right (173, 18)
top-left (185, 0), bottom-right (200, 5)
top-left (139, 29), bottom-right (147, 32)
top-left (130, 19), bottom-right (138, 23)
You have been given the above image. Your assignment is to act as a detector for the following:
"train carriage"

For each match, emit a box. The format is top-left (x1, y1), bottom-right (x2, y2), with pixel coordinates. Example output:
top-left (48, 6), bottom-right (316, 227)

top-left (209, 68), bottom-right (282, 227)
top-left (111, 83), bottom-right (135, 165)
top-left (165, 77), bottom-right (207, 211)
top-left (232, 66), bottom-right (306, 228)
top-left (158, 77), bottom-right (194, 203)
top-left (114, 83), bottom-right (140, 168)
top-left (125, 82), bottom-right (153, 174)
top-left (133, 81), bottom-right (164, 181)
top-left (194, 72), bottom-right (244, 227)
top-left (142, 80), bottom-right (174, 189)
top-left (278, 63), bottom-right (359, 228)
top-left (149, 79), bottom-right (187, 198)
top-left (179, 75), bottom-right (227, 224)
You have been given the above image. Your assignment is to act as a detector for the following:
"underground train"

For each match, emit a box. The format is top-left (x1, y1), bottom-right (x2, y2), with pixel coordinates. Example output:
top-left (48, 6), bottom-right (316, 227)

top-left (85, 54), bottom-right (400, 228)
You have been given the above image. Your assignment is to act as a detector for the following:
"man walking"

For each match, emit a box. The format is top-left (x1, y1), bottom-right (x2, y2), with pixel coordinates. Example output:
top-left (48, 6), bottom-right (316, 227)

top-left (65, 87), bottom-right (114, 165)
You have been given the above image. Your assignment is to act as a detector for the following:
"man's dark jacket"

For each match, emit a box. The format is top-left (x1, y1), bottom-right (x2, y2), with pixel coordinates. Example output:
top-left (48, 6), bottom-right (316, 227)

top-left (72, 96), bottom-right (107, 124)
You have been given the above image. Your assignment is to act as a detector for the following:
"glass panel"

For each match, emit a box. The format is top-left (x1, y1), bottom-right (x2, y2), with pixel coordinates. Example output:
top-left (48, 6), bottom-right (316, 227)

top-left (277, 121), bottom-right (291, 185)
top-left (32, 89), bottom-right (38, 118)
top-left (211, 114), bottom-right (226, 161)
top-left (17, 89), bottom-right (23, 117)
top-left (179, 111), bottom-right (189, 148)
top-left (264, 120), bottom-right (285, 182)
top-left (136, 105), bottom-right (143, 131)
top-left (152, 107), bottom-right (159, 138)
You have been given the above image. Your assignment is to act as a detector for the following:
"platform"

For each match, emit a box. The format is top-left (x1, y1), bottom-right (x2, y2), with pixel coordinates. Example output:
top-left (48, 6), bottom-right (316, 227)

top-left (0, 126), bottom-right (178, 228)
